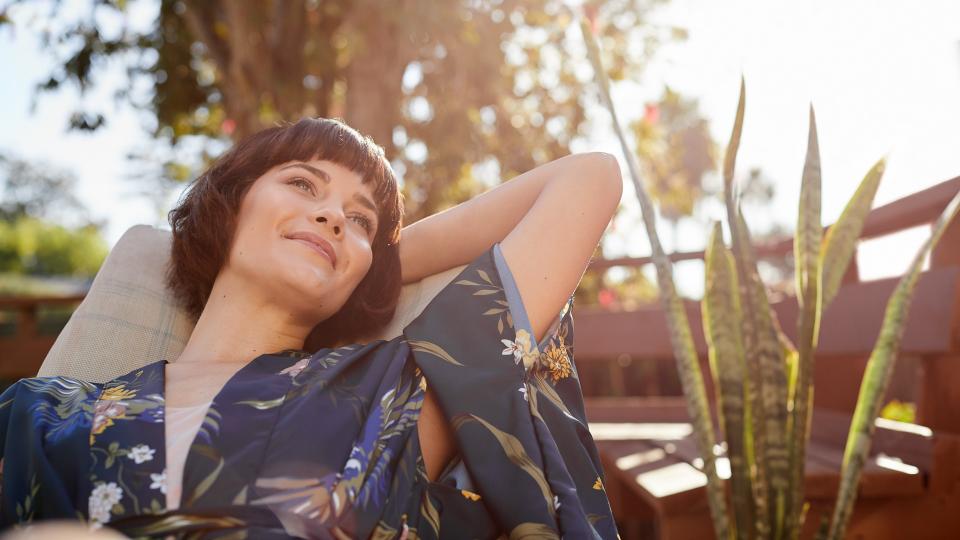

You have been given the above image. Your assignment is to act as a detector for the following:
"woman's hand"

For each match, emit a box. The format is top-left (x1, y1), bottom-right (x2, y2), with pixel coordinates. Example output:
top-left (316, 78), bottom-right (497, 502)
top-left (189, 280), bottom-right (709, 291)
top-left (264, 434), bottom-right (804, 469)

top-left (399, 152), bottom-right (622, 342)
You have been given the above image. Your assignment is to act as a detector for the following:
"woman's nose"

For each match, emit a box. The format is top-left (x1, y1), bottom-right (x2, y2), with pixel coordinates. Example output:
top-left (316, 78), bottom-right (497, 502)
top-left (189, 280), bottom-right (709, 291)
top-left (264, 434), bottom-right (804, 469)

top-left (315, 208), bottom-right (345, 238)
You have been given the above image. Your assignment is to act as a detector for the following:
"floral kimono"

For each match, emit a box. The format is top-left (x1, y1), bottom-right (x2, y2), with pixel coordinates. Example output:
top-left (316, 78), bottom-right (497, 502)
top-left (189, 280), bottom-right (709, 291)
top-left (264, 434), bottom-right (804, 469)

top-left (0, 243), bottom-right (618, 539)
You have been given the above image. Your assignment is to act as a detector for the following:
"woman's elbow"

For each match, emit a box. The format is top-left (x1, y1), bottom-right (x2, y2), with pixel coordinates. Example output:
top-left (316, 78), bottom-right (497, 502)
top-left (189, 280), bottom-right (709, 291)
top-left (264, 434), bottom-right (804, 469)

top-left (581, 151), bottom-right (623, 210)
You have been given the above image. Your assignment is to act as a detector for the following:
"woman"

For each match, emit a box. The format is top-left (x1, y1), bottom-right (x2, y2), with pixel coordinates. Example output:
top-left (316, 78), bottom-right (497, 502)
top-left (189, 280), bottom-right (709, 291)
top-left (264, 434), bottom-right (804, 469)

top-left (0, 118), bottom-right (623, 539)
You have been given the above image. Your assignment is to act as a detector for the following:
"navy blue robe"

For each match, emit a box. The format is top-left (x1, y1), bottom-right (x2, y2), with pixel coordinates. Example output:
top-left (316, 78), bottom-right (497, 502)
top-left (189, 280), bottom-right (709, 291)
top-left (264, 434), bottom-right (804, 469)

top-left (0, 243), bottom-right (618, 538)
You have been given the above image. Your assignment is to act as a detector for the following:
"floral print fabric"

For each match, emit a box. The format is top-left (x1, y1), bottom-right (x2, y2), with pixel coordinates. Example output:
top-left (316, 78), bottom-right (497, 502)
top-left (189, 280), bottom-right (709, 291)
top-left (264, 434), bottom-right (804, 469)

top-left (0, 243), bottom-right (617, 538)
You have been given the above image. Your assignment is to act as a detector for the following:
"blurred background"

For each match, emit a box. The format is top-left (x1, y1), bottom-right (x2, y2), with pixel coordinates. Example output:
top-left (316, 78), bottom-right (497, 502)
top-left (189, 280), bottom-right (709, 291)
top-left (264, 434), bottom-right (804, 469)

top-left (4, 2), bottom-right (960, 537)
top-left (2, 0), bottom-right (959, 391)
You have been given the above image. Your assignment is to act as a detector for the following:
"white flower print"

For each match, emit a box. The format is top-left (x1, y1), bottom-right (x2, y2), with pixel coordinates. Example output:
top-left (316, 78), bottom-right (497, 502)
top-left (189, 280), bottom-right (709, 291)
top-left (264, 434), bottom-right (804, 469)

top-left (279, 357), bottom-right (310, 378)
top-left (501, 340), bottom-right (522, 363)
top-left (518, 385), bottom-right (528, 402)
top-left (554, 494), bottom-right (561, 511)
top-left (344, 457), bottom-right (362, 474)
top-left (501, 328), bottom-right (534, 366)
top-left (150, 469), bottom-right (168, 494)
top-left (126, 444), bottom-right (155, 464)
top-left (88, 481), bottom-right (123, 526)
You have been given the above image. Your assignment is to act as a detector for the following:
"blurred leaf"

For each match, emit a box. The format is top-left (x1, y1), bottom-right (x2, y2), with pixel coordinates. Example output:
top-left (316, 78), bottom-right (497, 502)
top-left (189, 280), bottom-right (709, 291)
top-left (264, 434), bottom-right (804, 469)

top-left (630, 87), bottom-right (717, 227)
top-left (879, 399), bottom-right (915, 424)
top-left (820, 158), bottom-right (886, 308)
top-left (68, 112), bottom-right (106, 131)
top-left (723, 77), bottom-right (745, 192)
top-left (703, 221), bottom-right (753, 538)
top-left (826, 186), bottom-right (960, 540)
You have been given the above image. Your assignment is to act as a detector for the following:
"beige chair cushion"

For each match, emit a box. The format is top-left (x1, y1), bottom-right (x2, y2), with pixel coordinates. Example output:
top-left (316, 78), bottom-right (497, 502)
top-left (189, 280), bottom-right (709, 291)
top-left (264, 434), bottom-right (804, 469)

top-left (39, 225), bottom-right (464, 383)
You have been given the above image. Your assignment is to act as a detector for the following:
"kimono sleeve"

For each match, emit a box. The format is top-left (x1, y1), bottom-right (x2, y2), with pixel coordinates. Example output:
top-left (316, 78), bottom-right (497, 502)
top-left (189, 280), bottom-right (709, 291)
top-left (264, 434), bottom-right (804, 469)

top-left (0, 381), bottom-right (13, 523)
top-left (402, 242), bottom-right (618, 539)
top-left (0, 377), bottom-right (99, 528)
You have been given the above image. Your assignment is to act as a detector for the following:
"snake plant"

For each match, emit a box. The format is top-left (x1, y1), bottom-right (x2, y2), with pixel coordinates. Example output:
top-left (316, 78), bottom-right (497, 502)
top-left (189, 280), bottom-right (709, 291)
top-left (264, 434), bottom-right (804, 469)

top-left (581, 17), bottom-right (960, 540)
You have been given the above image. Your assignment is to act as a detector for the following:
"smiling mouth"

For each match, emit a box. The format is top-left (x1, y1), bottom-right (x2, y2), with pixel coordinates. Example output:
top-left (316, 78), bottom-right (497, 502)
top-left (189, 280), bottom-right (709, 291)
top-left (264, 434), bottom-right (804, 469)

top-left (285, 236), bottom-right (336, 268)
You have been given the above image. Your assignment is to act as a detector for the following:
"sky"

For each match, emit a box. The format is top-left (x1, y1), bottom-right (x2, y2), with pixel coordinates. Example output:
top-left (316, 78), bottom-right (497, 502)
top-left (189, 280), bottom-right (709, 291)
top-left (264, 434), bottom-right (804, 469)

top-left (2, 0), bottom-right (959, 297)
top-left (585, 0), bottom-right (960, 293)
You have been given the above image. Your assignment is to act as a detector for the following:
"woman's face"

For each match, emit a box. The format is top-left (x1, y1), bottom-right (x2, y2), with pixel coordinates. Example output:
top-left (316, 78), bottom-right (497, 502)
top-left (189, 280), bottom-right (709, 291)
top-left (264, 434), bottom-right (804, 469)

top-left (224, 158), bottom-right (380, 324)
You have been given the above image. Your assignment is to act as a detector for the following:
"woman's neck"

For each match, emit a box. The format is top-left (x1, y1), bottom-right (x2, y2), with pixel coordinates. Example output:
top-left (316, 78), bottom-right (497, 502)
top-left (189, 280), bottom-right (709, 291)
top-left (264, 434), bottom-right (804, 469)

top-left (173, 272), bottom-right (314, 365)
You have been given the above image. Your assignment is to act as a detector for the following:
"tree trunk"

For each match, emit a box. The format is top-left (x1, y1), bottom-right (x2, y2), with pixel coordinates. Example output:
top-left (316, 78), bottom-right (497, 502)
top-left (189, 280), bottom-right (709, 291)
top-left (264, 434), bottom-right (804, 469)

top-left (341, 1), bottom-right (416, 156)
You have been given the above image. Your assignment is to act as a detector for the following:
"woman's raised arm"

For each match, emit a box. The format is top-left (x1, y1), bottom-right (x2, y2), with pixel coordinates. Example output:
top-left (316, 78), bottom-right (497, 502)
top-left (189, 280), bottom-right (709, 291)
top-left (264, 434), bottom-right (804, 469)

top-left (399, 152), bottom-right (622, 342)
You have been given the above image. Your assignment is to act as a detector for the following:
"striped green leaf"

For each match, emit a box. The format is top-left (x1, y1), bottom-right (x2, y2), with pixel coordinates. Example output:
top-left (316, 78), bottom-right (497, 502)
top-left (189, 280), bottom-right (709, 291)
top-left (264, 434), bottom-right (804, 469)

top-left (703, 222), bottom-right (753, 538)
top-left (730, 209), bottom-right (790, 538)
top-left (724, 77), bottom-right (746, 192)
top-left (825, 186), bottom-right (960, 540)
top-left (820, 158), bottom-right (886, 308)
top-left (580, 16), bottom-right (730, 540)
top-left (786, 107), bottom-right (823, 539)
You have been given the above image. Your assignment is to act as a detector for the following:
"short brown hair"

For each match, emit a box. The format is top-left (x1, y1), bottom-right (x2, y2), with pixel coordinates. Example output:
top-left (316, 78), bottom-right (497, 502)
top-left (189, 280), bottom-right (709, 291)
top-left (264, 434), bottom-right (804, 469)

top-left (166, 118), bottom-right (404, 350)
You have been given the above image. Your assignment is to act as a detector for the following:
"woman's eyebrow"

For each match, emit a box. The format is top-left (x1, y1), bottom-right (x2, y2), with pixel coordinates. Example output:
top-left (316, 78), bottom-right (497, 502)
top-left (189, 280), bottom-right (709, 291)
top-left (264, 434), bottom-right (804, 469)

top-left (353, 193), bottom-right (379, 216)
top-left (280, 162), bottom-right (331, 184)
top-left (280, 162), bottom-right (378, 216)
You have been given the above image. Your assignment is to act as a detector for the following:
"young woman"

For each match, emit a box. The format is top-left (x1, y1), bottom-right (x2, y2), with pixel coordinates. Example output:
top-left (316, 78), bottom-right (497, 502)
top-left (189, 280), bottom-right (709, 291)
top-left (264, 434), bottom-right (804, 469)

top-left (0, 118), bottom-right (623, 539)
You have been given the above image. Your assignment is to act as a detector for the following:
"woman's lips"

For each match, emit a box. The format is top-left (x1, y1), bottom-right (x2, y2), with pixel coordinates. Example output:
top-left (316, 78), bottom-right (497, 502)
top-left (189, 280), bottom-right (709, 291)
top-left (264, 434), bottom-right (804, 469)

top-left (291, 238), bottom-right (334, 266)
top-left (284, 232), bottom-right (337, 268)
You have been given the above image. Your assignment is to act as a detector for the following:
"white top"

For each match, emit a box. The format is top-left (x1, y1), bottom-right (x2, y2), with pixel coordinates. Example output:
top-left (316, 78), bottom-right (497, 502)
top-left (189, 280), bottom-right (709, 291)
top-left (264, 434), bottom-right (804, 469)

top-left (164, 400), bottom-right (212, 511)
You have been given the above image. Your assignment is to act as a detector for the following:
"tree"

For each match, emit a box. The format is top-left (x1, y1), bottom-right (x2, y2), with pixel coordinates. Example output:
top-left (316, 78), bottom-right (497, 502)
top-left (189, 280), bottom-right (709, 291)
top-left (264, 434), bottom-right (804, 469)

top-left (0, 217), bottom-right (107, 277)
top-left (631, 86), bottom-right (716, 249)
top-left (8, 0), bottom-right (681, 221)
top-left (0, 153), bottom-right (108, 280)
top-left (0, 152), bottom-right (89, 225)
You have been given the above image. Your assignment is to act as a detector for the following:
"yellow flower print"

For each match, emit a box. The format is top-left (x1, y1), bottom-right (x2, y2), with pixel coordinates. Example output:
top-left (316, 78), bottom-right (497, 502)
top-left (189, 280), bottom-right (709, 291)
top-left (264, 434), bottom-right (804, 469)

top-left (100, 385), bottom-right (137, 401)
top-left (90, 399), bottom-right (128, 444)
top-left (460, 489), bottom-right (481, 501)
top-left (593, 476), bottom-right (604, 491)
top-left (542, 343), bottom-right (572, 382)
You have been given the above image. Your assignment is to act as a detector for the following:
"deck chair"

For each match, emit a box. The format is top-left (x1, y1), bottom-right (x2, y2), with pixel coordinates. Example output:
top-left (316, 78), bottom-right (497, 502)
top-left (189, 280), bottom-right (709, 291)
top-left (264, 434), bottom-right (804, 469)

top-left (38, 225), bottom-right (465, 383)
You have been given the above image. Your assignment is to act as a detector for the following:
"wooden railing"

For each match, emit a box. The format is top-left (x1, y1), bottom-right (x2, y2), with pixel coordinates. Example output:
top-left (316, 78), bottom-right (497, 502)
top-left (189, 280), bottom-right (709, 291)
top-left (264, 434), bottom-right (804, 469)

top-left (577, 176), bottom-right (960, 421)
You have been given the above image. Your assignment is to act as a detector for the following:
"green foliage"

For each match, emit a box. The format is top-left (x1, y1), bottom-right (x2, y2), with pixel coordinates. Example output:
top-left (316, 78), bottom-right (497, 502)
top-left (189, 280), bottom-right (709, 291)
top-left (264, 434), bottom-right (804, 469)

top-left (0, 152), bottom-right (109, 283)
top-left (0, 152), bottom-right (88, 224)
top-left (631, 87), bottom-right (717, 224)
top-left (879, 400), bottom-right (916, 424)
top-left (0, 217), bottom-right (108, 277)
top-left (17, 0), bottom-right (680, 221)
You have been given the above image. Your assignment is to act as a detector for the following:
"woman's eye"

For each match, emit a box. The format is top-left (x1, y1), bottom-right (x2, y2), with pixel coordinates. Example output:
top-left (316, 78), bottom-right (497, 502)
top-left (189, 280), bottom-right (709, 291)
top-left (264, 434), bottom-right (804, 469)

top-left (350, 214), bottom-right (374, 234)
top-left (290, 178), bottom-right (314, 194)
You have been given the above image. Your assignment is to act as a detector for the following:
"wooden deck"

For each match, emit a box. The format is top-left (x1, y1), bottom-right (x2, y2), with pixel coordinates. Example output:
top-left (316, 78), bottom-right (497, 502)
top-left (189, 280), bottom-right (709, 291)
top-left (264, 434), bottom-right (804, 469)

top-left (585, 398), bottom-right (960, 539)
